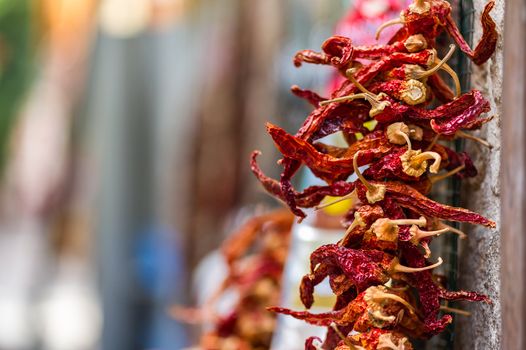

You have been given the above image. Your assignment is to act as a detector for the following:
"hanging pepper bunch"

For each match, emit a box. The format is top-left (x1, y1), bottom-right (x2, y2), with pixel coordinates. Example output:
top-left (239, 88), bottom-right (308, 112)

top-left (187, 210), bottom-right (293, 350)
top-left (251, 0), bottom-right (497, 348)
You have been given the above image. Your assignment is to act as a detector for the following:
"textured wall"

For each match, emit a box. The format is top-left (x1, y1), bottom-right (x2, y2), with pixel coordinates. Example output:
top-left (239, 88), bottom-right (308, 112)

top-left (455, 0), bottom-right (504, 349)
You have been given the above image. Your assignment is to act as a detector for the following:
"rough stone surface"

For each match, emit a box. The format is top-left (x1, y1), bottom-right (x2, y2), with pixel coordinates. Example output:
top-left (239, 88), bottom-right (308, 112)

top-left (455, 0), bottom-right (504, 349)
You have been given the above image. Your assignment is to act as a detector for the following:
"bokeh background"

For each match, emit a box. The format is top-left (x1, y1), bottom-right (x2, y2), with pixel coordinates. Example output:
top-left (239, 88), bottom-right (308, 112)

top-left (0, 0), bottom-right (435, 349)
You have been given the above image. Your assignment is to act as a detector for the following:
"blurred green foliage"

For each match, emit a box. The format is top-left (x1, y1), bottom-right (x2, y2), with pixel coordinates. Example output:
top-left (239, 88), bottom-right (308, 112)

top-left (0, 0), bottom-right (34, 170)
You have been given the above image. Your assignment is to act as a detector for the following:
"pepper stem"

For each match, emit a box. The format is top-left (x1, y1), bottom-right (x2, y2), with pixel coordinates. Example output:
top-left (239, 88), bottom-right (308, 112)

top-left (440, 305), bottom-right (471, 316)
top-left (371, 310), bottom-right (396, 322)
top-left (354, 151), bottom-right (386, 203)
top-left (438, 223), bottom-right (467, 239)
top-left (396, 130), bottom-right (413, 152)
top-left (314, 189), bottom-right (358, 210)
top-left (426, 133), bottom-right (440, 151)
top-left (320, 68), bottom-right (391, 117)
top-left (346, 69), bottom-right (391, 116)
top-left (439, 62), bottom-right (462, 97)
top-left (320, 67), bottom-right (381, 107)
top-left (430, 164), bottom-right (465, 184)
top-left (375, 17), bottom-right (404, 40)
top-left (413, 44), bottom-right (456, 79)
top-left (389, 216), bottom-right (426, 227)
top-left (411, 151), bottom-right (442, 173)
top-left (341, 212), bottom-right (366, 244)
top-left (393, 257), bottom-right (443, 273)
top-left (369, 291), bottom-right (417, 315)
top-left (319, 93), bottom-right (369, 106)
top-left (410, 225), bottom-right (450, 242)
top-left (456, 130), bottom-right (493, 148)
top-left (330, 323), bottom-right (359, 350)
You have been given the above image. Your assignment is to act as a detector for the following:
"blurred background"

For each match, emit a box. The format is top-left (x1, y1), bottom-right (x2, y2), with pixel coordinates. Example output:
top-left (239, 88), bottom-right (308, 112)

top-left (0, 0), bottom-right (409, 349)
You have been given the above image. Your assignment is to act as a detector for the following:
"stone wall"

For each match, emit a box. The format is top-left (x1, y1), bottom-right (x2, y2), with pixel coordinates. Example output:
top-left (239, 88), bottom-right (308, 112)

top-left (455, 0), bottom-right (504, 349)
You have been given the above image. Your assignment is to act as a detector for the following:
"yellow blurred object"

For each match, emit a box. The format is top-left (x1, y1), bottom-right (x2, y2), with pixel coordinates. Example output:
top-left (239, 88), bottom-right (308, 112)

top-left (99, 0), bottom-right (150, 38)
top-left (320, 195), bottom-right (354, 216)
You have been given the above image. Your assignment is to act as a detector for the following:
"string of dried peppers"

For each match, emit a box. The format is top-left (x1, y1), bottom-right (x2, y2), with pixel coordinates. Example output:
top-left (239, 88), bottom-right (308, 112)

top-left (175, 210), bottom-right (293, 350)
top-left (251, 0), bottom-right (497, 348)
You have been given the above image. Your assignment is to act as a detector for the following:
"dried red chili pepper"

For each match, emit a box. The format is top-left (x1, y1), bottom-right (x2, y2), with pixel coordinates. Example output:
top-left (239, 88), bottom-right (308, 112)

top-left (380, 0), bottom-right (497, 65)
top-left (300, 244), bottom-right (444, 307)
top-left (354, 181), bottom-right (496, 227)
top-left (272, 285), bottom-right (445, 340)
top-left (444, 0), bottom-right (497, 65)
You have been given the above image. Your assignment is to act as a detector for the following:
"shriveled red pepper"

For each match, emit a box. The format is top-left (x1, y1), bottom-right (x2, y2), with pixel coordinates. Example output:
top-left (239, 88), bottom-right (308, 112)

top-left (354, 181), bottom-right (496, 227)
top-left (272, 285), bottom-right (445, 339)
top-left (300, 244), bottom-right (445, 307)
top-left (381, 0), bottom-right (497, 65)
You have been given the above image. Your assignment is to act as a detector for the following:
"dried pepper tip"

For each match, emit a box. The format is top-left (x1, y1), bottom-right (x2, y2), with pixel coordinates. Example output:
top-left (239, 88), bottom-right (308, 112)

top-left (329, 323), bottom-right (359, 350)
top-left (400, 149), bottom-right (442, 177)
top-left (409, 0), bottom-right (430, 14)
top-left (404, 34), bottom-right (427, 53)
top-left (315, 189), bottom-right (358, 210)
top-left (354, 151), bottom-right (386, 203)
top-left (386, 122), bottom-right (410, 145)
top-left (375, 17), bottom-right (404, 40)
top-left (364, 286), bottom-right (417, 315)
top-left (377, 333), bottom-right (410, 350)
top-left (439, 305), bottom-right (471, 317)
top-left (399, 79), bottom-right (427, 105)
top-left (430, 164), bottom-right (466, 184)
top-left (456, 130), bottom-right (493, 148)
top-left (391, 257), bottom-right (443, 273)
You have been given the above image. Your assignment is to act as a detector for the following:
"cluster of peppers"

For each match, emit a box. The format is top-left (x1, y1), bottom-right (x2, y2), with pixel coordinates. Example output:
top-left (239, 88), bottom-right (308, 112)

top-left (251, 0), bottom-right (498, 349)
top-left (197, 210), bottom-right (293, 350)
